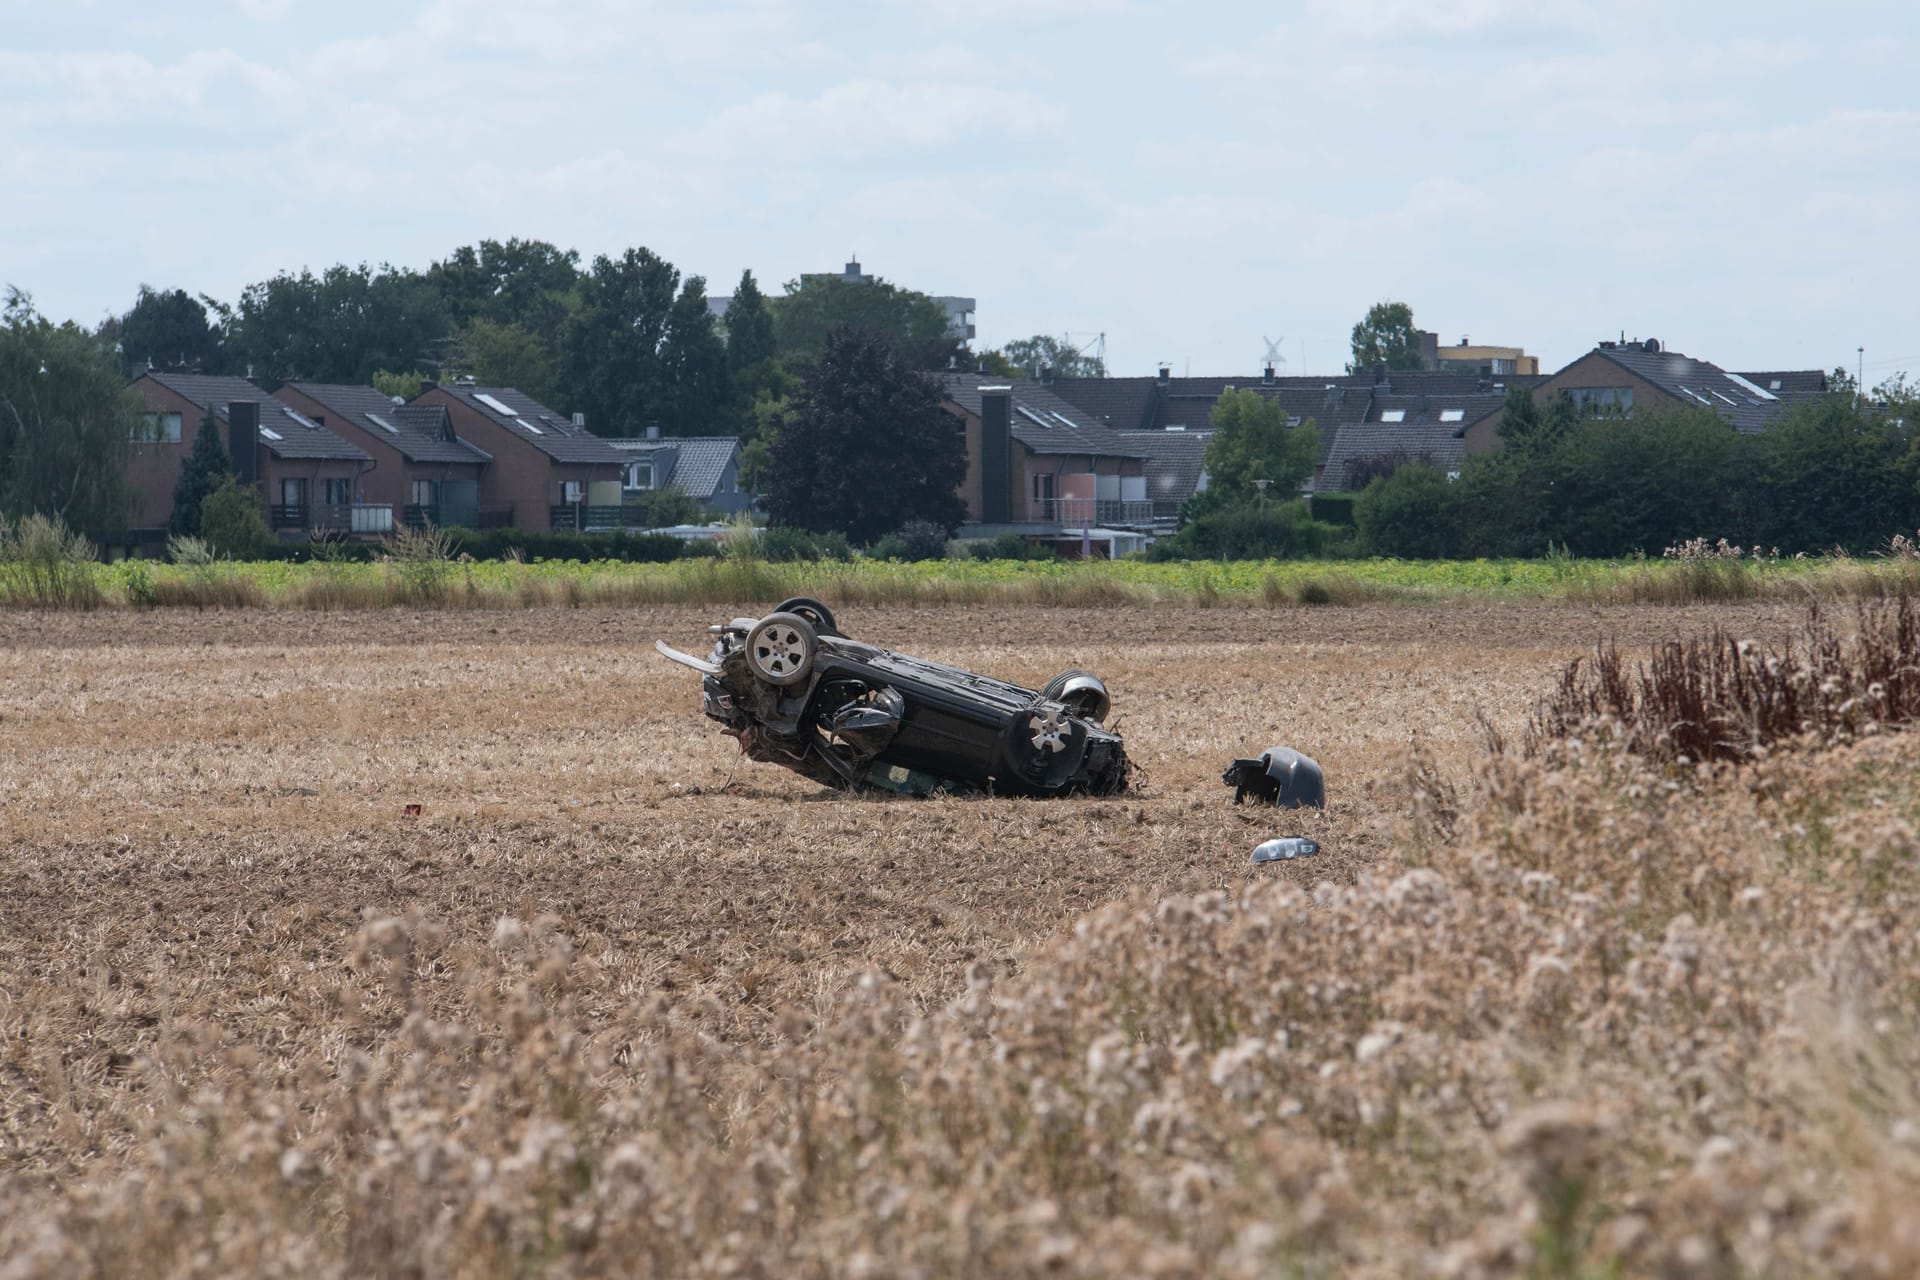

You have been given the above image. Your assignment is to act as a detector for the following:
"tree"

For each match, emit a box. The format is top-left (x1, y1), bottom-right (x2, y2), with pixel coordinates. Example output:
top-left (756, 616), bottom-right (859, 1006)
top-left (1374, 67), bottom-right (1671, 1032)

top-left (771, 275), bottom-right (959, 370)
top-left (562, 247), bottom-right (680, 436)
top-left (427, 238), bottom-right (581, 338)
top-left (443, 318), bottom-right (560, 409)
top-left (761, 326), bottom-right (967, 543)
top-left (654, 278), bottom-right (730, 435)
top-left (724, 270), bottom-right (777, 374)
top-left (169, 409), bottom-right (232, 537)
top-left (0, 287), bottom-right (138, 530)
top-left (995, 335), bottom-right (1106, 379)
top-left (1187, 389), bottom-right (1321, 519)
top-left (198, 476), bottom-right (272, 558)
top-left (229, 263), bottom-right (448, 385)
top-left (1493, 382), bottom-right (1577, 454)
top-left (1348, 301), bottom-right (1424, 373)
top-left (116, 285), bottom-right (225, 375)
top-left (372, 370), bottom-right (423, 401)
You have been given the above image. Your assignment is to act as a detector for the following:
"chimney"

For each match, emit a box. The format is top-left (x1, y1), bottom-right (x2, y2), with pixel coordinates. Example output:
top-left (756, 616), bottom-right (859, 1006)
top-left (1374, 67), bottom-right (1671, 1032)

top-left (1156, 365), bottom-right (1170, 386)
top-left (979, 386), bottom-right (1013, 525)
top-left (1262, 364), bottom-right (1276, 386)
top-left (572, 412), bottom-right (587, 428)
top-left (420, 379), bottom-right (438, 393)
top-left (1039, 363), bottom-right (1054, 385)
top-left (645, 422), bottom-right (661, 440)
top-left (1372, 362), bottom-right (1387, 385)
top-left (227, 401), bottom-right (259, 487)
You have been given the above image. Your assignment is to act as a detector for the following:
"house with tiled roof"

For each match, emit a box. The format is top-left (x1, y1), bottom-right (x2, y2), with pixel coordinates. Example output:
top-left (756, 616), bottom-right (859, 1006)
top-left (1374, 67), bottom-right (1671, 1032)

top-left (412, 382), bottom-right (627, 530)
top-left (128, 371), bottom-right (374, 538)
top-left (1506, 339), bottom-right (1823, 451)
top-left (607, 430), bottom-right (751, 516)
top-left (937, 374), bottom-right (1150, 533)
top-left (276, 382), bottom-right (492, 528)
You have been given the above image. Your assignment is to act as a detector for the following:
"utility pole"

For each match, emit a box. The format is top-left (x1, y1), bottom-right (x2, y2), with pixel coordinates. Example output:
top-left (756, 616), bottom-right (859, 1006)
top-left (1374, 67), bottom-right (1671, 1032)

top-left (1859, 346), bottom-right (1866, 397)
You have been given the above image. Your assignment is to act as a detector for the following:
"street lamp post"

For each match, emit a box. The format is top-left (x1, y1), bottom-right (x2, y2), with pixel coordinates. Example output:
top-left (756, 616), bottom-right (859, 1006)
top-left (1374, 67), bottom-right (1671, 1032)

top-left (1254, 478), bottom-right (1271, 512)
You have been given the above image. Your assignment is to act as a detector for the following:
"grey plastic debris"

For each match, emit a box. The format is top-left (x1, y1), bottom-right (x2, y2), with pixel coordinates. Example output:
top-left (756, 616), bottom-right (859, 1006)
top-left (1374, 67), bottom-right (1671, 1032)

top-left (1252, 837), bottom-right (1320, 864)
top-left (1224, 746), bottom-right (1326, 809)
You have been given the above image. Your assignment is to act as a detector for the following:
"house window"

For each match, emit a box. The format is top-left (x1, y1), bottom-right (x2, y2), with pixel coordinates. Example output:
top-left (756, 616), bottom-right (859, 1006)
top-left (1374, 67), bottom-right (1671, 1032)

top-left (1031, 473), bottom-right (1055, 506)
top-left (280, 478), bottom-right (308, 507)
top-left (324, 478), bottom-right (353, 506)
top-left (624, 460), bottom-right (654, 491)
top-left (410, 479), bottom-right (438, 506)
top-left (1565, 387), bottom-right (1634, 415)
top-left (132, 412), bottom-right (182, 443)
top-left (559, 480), bottom-right (583, 504)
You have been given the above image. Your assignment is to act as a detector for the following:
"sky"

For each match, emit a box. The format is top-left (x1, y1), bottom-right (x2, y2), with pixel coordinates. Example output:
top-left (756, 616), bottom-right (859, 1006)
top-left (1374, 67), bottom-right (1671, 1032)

top-left (3, 0), bottom-right (1917, 379)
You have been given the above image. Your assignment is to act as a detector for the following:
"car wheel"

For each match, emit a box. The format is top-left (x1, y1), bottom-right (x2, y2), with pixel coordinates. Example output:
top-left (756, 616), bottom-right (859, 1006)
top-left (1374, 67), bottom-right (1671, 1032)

top-left (1040, 669), bottom-right (1111, 723)
top-left (771, 596), bottom-right (839, 637)
top-left (745, 612), bottom-right (817, 686)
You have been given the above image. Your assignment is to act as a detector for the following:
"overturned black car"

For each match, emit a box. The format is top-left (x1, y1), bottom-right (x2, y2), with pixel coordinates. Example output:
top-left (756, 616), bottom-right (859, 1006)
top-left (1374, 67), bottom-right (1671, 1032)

top-left (656, 599), bottom-right (1129, 797)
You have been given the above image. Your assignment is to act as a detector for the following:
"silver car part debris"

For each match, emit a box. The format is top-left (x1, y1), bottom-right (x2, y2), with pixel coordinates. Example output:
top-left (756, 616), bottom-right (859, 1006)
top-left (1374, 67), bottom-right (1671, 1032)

top-left (1252, 837), bottom-right (1320, 864)
top-left (1224, 746), bottom-right (1326, 810)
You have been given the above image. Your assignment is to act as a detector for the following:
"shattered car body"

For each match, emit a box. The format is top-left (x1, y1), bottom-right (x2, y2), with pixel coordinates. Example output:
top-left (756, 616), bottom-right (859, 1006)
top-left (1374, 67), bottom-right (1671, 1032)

top-left (656, 599), bottom-right (1129, 797)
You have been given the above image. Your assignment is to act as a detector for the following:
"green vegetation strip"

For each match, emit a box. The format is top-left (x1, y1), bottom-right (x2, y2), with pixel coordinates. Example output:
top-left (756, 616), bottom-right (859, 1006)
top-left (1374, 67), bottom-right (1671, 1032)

top-left (10, 553), bottom-right (1911, 610)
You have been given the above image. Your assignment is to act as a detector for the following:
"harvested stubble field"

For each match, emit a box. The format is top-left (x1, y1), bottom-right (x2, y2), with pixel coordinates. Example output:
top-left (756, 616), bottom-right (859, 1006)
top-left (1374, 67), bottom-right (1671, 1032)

top-left (1, 600), bottom-right (1915, 1277)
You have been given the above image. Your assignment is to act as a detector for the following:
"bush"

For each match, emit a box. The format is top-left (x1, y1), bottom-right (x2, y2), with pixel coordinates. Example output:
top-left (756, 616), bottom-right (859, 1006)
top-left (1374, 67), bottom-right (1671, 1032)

top-left (1307, 493), bottom-right (1357, 526)
top-left (867, 520), bottom-right (951, 561)
top-left (198, 478), bottom-right (273, 559)
top-left (1354, 463), bottom-right (1464, 558)
top-left (1146, 499), bottom-right (1338, 561)
top-left (443, 528), bottom-right (695, 564)
top-left (965, 532), bottom-right (1058, 562)
top-left (0, 513), bottom-right (102, 608)
top-left (757, 525), bottom-right (854, 562)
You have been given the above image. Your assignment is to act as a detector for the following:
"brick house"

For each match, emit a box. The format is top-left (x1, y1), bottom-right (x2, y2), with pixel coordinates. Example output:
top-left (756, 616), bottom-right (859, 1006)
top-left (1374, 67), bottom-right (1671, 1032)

top-left (411, 383), bottom-right (626, 530)
top-left (937, 375), bottom-right (1149, 532)
top-left (276, 382), bottom-right (492, 528)
top-left (128, 372), bottom-right (372, 538)
top-left (1472, 339), bottom-right (1830, 452)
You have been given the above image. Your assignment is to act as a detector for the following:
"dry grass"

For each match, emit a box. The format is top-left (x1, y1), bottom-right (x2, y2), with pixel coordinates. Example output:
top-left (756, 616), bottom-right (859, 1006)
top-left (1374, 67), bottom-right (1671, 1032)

top-left (2, 601), bottom-right (1916, 1276)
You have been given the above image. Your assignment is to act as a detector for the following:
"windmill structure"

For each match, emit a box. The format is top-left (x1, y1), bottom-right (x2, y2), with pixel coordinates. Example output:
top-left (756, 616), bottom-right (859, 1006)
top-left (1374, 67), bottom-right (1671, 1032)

top-left (1261, 336), bottom-right (1288, 374)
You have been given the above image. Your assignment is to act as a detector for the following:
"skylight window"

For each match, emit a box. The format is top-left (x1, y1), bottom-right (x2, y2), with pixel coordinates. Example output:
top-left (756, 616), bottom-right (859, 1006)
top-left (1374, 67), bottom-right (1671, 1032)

top-left (1015, 405), bottom-right (1053, 429)
top-left (1440, 409), bottom-right (1466, 423)
top-left (365, 412), bottom-right (400, 434)
top-left (1380, 409), bottom-right (1406, 423)
top-left (280, 406), bottom-right (321, 430)
top-left (1711, 390), bottom-right (1738, 406)
top-left (1725, 372), bottom-right (1780, 402)
top-left (1049, 411), bottom-right (1079, 429)
top-left (475, 392), bottom-right (519, 416)
top-left (515, 417), bottom-right (544, 435)
top-left (259, 426), bottom-right (284, 441)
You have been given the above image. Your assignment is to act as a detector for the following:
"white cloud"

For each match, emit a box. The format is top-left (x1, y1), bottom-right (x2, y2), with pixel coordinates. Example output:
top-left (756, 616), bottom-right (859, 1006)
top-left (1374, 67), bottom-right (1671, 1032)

top-left (687, 79), bottom-right (1066, 162)
top-left (1303, 0), bottom-right (1612, 39)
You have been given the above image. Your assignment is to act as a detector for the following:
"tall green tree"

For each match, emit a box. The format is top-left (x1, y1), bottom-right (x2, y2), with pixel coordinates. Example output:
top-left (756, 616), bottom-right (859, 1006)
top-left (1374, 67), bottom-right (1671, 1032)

top-left (169, 409), bottom-right (232, 537)
top-left (771, 275), bottom-right (959, 370)
top-left (561, 247), bottom-right (682, 436)
top-left (115, 285), bottom-right (226, 375)
top-left (996, 335), bottom-right (1106, 379)
top-left (1348, 301), bottom-right (1424, 373)
top-left (655, 278), bottom-right (730, 435)
top-left (0, 288), bottom-right (138, 529)
top-left (443, 318), bottom-right (562, 409)
top-left (229, 263), bottom-right (448, 385)
top-left (1187, 389), bottom-right (1321, 519)
top-left (427, 238), bottom-right (581, 337)
top-left (762, 326), bottom-right (966, 543)
top-left (724, 270), bottom-right (777, 374)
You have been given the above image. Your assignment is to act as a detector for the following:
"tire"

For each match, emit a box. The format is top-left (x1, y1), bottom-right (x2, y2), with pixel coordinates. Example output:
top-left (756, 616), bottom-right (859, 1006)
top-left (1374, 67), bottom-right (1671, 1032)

top-left (1040, 669), bottom-right (1111, 723)
top-left (771, 596), bottom-right (839, 637)
top-left (745, 612), bottom-right (817, 687)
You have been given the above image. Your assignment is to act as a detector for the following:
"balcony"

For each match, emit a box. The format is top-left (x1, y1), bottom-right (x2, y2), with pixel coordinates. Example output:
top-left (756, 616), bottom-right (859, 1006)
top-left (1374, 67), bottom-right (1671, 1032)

top-left (268, 503), bottom-right (394, 535)
top-left (1029, 498), bottom-right (1156, 528)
